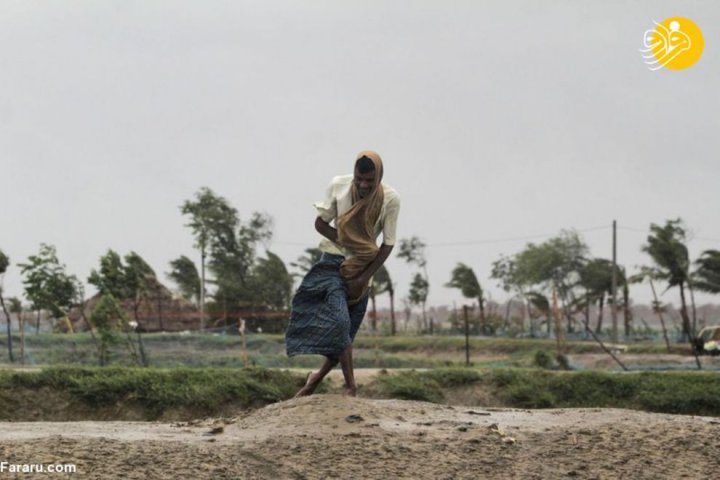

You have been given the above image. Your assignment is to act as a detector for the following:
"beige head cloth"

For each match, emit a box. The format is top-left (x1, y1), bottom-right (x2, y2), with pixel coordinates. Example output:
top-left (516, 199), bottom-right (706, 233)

top-left (336, 150), bottom-right (385, 303)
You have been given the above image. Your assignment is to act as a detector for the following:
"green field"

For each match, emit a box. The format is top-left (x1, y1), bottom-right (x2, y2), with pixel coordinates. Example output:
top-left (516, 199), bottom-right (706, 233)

top-left (1, 333), bottom-right (715, 422)
top-left (0, 332), bottom-right (694, 369)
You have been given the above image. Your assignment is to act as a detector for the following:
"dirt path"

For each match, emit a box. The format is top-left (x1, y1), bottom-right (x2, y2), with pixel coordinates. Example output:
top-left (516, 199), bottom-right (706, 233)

top-left (1, 395), bottom-right (719, 479)
top-left (568, 353), bottom-right (720, 370)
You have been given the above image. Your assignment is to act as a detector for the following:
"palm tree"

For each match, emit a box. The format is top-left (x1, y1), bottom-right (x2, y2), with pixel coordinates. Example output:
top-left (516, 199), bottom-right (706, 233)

top-left (694, 249), bottom-right (720, 294)
top-left (577, 258), bottom-right (633, 337)
top-left (629, 267), bottom-right (673, 352)
top-left (446, 263), bottom-right (487, 332)
top-left (642, 220), bottom-right (693, 342)
top-left (408, 273), bottom-right (429, 332)
top-left (526, 291), bottom-right (550, 336)
top-left (578, 258), bottom-right (613, 334)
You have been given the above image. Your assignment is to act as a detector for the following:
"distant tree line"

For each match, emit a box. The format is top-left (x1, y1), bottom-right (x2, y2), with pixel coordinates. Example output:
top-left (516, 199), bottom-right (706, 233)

top-left (417, 219), bottom-right (720, 347)
top-left (3, 194), bottom-right (720, 368)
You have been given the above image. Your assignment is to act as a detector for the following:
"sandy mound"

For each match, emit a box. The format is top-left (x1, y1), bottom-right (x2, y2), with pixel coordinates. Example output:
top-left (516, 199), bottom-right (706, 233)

top-left (1, 395), bottom-right (719, 479)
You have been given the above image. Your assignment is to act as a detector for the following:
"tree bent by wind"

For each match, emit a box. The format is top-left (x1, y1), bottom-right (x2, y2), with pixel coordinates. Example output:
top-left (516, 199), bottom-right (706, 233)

top-left (491, 230), bottom-right (590, 335)
top-left (179, 187), bottom-right (294, 330)
top-left (397, 236), bottom-right (430, 332)
top-left (641, 220), bottom-right (694, 342)
top-left (18, 244), bottom-right (80, 335)
top-left (446, 263), bottom-right (487, 334)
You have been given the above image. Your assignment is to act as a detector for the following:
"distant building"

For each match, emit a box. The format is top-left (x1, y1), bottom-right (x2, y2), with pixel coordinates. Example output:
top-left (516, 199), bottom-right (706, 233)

top-left (68, 279), bottom-right (202, 332)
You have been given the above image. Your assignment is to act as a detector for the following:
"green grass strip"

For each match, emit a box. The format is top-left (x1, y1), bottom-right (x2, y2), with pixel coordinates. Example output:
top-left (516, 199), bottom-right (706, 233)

top-left (372, 368), bottom-right (720, 416)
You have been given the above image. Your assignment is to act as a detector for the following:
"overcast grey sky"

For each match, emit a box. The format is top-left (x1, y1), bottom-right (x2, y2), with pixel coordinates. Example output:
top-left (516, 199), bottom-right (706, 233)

top-left (2, 1), bottom-right (719, 311)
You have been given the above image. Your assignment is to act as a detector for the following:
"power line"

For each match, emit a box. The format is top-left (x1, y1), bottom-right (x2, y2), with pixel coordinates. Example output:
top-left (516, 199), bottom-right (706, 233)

top-left (691, 237), bottom-right (720, 243)
top-left (273, 241), bottom-right (314, 247)
top-left (617, 226), bottom-right (647, 234)
top-left (426, 225), bottom-right (611, 248)
top-left (618, 225), bottom-right (720, 243)
top-left (275, 224), bottom-right (718, 250)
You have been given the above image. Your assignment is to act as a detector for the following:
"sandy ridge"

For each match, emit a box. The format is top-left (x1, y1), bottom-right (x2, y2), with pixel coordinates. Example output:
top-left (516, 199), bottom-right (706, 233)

top-left (2, 395), bottom-right (720, 479)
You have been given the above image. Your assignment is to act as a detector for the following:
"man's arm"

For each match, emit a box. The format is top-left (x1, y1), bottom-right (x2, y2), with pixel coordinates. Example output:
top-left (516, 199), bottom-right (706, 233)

top-left (356, 244), bottom-right (393, 283)
top-left (346, 244), bottom-right (394, 299)
top-left (315, 216), bottom-right (338, 243)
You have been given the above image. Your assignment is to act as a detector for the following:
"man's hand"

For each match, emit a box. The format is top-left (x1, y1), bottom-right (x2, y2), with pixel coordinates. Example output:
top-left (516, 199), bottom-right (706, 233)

top-left (345, 275), bottom-right (368, 301)
top-left (343, 244), bottom-right (394, 301)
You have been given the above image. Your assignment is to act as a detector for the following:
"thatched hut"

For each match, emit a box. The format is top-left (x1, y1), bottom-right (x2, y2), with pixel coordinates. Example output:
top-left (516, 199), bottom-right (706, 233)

top-left (69, 279), bottom-right (201, 332)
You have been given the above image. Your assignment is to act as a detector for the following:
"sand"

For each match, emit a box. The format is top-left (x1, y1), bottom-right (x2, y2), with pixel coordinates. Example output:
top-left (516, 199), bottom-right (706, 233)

top-left (1, 394), bottom-right (719, 479)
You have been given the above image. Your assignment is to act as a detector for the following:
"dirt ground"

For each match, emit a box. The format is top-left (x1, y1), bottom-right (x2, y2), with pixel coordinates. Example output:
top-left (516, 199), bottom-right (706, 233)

top-left (1, 392), bottom-right (719, 480)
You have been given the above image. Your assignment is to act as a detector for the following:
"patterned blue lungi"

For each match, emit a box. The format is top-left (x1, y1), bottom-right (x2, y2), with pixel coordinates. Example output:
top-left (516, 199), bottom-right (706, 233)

top-left (285, 253), bottom-right (369, 362)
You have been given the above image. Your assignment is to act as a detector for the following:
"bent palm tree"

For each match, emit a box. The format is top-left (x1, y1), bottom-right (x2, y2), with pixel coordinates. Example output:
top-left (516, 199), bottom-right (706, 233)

top-left (578, 258), bottom-right (613, 334)
top-left (694, 250), bottom-right (720, 294)
top-left (642, 220), bottom-right (693, 343)
top-left (446, 263), bottom-right (487, 332)
top-left (526, 291), bottom-right (550, 335)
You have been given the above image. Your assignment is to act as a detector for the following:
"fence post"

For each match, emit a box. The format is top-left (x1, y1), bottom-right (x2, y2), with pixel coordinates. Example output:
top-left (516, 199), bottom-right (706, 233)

top-left (239, 319), bottom-right (248, 368)
top-left (463, 305), bottom-right (470, 366)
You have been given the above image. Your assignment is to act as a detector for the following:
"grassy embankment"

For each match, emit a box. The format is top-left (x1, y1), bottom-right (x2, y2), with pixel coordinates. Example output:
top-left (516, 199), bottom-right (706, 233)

top-left (0, 367), bottom-right (301, 421)
top-left (0, 332), bottom-right (692, 369)
top-left (1, 366), bottom-right (719, 421)
top-left (370, 368), bottom-right (720, 416)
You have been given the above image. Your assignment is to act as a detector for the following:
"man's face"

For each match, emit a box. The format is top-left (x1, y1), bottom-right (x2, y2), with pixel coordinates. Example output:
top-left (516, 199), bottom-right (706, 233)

top-left (353, 167), bottom-right (376, 199)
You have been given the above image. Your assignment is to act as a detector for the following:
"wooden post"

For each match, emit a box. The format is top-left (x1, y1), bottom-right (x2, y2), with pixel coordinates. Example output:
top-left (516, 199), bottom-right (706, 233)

top-left (611, 220), bottom-right (619, 343)
top-left (200, 249), bottom-right (206, 332)
top-left (239, 318), bottom-right (248, 368)
top-left (374, 312), bottom-right (380, 368)
top-left (552, 288), bottom-right (565, 355)
top-left (20, 311), bottom-right (25, 366)
top-left (463, 305), bottom-right (470, 366)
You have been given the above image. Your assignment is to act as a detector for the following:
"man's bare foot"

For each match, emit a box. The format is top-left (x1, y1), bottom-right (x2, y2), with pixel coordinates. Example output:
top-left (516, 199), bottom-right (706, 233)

top-left (343, 384), bottom-right (357, 397)
top-left (294, 371), bottom-right (322, 397)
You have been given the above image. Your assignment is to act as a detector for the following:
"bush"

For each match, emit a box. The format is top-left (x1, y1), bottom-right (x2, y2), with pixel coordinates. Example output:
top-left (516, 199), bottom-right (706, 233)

top-left (635, 371), bottom-right (720, 416)
top-left (423, 368), bottom-right (482, 387)
top-left (534, 350), bottom-right (553, 369)
top-left (375, 372), bottom-right (444, 403)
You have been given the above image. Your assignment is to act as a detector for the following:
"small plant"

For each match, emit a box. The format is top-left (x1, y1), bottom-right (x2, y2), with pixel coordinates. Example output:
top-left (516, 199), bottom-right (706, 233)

top-left (90, 295), bottom-right (125, 366)
top-left (534, 350), bottom-right (553, 369)
top-left (375, 371), bottom-right (444, 403)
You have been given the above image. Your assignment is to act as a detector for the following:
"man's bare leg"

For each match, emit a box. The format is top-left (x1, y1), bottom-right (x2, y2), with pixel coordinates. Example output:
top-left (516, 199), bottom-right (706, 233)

top-left (339, 344), bottom-right (357, 396)
top-left (294, 356), bottom-right (338, 397)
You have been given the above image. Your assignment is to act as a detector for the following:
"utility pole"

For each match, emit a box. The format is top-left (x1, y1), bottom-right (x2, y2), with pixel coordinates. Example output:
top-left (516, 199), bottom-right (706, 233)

top-left (611, 220), bottom-right (618, 344)
top-left (200, 248), bottom-right (206, 332)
